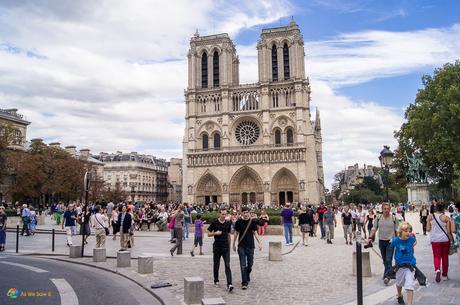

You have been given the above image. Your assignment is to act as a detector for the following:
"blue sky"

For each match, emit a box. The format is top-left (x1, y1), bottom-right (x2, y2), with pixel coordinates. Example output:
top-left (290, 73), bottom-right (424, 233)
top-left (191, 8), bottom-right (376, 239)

top-left (0, 0), bottom-right (459, 188)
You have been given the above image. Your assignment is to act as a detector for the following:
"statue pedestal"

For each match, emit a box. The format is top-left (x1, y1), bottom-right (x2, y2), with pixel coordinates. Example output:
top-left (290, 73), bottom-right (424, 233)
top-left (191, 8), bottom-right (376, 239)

top-left (407, 183), bottom-right (430, 205)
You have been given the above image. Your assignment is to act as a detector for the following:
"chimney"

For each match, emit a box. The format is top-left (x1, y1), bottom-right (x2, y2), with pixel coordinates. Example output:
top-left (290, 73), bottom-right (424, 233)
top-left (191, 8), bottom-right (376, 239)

top-left (49, 142), bottom-right (61, 148)
top-left (80, 149), bottom-right (90, 158)
top-left (65, 145), bottom-right (77, 155)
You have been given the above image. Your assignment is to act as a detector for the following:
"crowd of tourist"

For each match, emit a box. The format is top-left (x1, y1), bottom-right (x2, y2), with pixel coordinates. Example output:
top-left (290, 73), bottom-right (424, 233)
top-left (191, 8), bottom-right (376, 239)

top-left (0, 198), bottom-right (459, 304)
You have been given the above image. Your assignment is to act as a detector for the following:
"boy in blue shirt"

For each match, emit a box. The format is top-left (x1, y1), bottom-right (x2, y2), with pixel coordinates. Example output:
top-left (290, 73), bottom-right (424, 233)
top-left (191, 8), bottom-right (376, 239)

top-left (390, 222), bottom-right (416, 305)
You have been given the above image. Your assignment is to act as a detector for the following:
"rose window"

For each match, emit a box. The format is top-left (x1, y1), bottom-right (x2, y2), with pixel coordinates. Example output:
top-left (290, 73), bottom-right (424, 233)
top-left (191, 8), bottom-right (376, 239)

top-left (235, 121), bottom-right (260, 145)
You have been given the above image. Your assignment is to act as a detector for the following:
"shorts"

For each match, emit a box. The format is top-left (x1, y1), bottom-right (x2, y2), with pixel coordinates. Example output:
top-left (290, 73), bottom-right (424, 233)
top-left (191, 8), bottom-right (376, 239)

top-left (194, 235), bottom-right (203, 246)
top-left (395, 268), bottom-right (416, 291)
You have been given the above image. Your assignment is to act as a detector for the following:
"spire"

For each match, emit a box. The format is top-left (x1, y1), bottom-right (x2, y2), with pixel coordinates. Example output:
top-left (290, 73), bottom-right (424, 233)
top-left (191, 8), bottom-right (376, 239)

top-left (194, 28), bottom-right (199, 37)
top-left (315, 108), bottom-right (321, 131)
top-left (289, 16), bottom-right (296, 26)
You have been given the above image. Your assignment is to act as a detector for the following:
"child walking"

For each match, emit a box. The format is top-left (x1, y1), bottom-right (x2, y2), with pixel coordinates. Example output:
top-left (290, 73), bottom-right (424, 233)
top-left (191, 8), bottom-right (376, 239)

top-left (391, 222), bottom-right (417, 305)
top-left (190, 214), bottom-right (204, 256)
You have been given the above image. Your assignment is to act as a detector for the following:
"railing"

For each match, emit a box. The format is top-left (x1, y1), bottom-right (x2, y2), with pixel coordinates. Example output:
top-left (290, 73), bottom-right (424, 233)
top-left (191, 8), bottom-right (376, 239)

top-left (188, 142), bottom-right (303, 153)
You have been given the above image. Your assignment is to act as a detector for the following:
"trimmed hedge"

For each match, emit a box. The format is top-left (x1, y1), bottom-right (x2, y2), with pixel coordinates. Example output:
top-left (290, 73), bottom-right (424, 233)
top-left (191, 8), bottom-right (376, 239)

top-left (192, 211), bottom-right (282, 225)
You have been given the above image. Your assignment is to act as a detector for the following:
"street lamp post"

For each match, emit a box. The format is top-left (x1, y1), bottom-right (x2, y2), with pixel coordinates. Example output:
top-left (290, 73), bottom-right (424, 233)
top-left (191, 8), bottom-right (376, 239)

top-left (379, 145), bottom-right (394, 202)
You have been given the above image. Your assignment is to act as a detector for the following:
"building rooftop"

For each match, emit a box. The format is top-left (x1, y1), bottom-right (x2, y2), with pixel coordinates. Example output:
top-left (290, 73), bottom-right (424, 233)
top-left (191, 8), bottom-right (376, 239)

top-left (0, 108), bottom-right (31, 125)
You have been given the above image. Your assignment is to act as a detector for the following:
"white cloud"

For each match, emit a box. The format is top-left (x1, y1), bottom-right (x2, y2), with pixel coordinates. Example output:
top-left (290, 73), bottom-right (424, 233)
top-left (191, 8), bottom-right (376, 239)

top-left (307, 23), bottom-right (460, 86)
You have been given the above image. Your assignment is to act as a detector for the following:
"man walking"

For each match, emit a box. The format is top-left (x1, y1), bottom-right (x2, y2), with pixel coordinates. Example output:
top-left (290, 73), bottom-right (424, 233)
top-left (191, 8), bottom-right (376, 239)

top-left (21, 204), bottom-right (31, 236)
top-left (323, 205), bottom-right (337, 244)
top-left (62, 204), bottom-right (77, 246)
top-left (92, 205), bottom-right (109, 248)
top-left (0, 206), bottom-right (7, 251)
top-left (208, 208), bottom-right (233, 292)
top-left (233, 207), bottom-right (262, 290)
top-left (281, 202), bottom-right (294, 245)
top-left (368, 202), bottom-right (399, 284)
top-left (317, 203), bottom-right (327, 239)
top-left (117, 205), bottom-right (132, 251)
top-left (106, 201), bottom-right (114, 230)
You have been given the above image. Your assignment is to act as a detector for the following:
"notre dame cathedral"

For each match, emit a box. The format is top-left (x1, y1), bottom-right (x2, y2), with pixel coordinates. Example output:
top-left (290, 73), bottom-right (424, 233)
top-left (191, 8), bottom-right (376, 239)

top-left (182, 20), bottom-right (325, 206)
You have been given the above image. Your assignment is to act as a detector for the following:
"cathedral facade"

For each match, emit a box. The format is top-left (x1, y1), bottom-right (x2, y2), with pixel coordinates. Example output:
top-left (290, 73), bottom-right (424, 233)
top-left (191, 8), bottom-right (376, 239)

top-left (182, 20), bottom-right (325, 205)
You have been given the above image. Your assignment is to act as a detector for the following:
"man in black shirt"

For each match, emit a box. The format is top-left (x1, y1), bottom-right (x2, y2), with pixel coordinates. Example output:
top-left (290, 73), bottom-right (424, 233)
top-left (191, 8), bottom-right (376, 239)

top-left (233, 207), bottom-right (261, 289)
top-left (208, 208), bottom-right (233, 292)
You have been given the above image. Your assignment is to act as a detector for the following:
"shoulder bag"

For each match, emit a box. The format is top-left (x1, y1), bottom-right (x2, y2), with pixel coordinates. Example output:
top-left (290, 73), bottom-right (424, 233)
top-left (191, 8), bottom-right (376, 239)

top-left (95, 214), bottom-right (110, 236)
top-left (433, 214), bottom-right (457, 255)
top-left (237, 219), bottom-right (254, 246)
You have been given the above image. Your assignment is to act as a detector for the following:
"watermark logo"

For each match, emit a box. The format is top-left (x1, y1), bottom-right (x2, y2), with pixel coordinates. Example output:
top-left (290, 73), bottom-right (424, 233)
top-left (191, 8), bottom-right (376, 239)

top-left (7, 287), bottom-right (20, 299)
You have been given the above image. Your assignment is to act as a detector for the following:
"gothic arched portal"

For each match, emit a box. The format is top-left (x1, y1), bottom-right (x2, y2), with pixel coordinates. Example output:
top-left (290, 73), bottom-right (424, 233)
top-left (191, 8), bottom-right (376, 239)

top-left (271, 168), bottom-right (298, 205)
top-left (229, 166), bottom-right (264, 204)
top-left (195, 172), bottom-right (222, 205)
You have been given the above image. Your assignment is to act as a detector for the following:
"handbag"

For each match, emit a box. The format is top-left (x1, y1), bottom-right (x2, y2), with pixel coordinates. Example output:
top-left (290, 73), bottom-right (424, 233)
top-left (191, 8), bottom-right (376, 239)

top-left (95, 214), bottom-right (110, 236)
top-left (433, 214), bottom-right (457, 255)
top-left (300, 224), bottom-right (311, 233)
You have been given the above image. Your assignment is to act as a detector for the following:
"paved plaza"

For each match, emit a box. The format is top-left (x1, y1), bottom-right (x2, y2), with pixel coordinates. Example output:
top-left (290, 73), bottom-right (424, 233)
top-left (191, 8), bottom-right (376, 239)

top-left (2, 212), bottom-right (459, 305)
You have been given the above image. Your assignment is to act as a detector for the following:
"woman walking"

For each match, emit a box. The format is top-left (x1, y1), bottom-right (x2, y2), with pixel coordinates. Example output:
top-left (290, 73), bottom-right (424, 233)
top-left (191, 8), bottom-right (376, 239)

top-left (258, 209), bottom-right (269, 236)
top-left (170, 205), bottom-right (184, 256)
top-left (298, 207), bottom-right (310, 246)
top-left (419, 205), bottom-right (429, 235)
top-left (341, 206), bottom-right (353, 245)
top-left (365, 209), bottom-right (375, 239)
top-left (427, 203), bottom-right (454, 282)
top-left (112, 207), bottom-right (119, 240)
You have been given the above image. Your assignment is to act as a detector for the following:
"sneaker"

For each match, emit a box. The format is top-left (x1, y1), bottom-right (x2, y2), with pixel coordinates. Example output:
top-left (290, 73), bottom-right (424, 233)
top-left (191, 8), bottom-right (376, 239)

top-left (170, 249), bottom-right (174, 257)
top-left (199, 252), bottom-right (204, 255)
top-left (397, 295), bottom-right (404, 304)
top-left (442, 275), bottom-right (449, 281)
top-left (227, 284), bottom-right (234, 293)
top-left (190, 251), bottom-right (195, 257)
top-left (435, 270), bottom-right (441, 283)
top-left (214, 282), bottom-right (220, 288)
top-left (383, 277), bottom-right (390, 285)
top-left (242, 285), bottom-right (248, 290)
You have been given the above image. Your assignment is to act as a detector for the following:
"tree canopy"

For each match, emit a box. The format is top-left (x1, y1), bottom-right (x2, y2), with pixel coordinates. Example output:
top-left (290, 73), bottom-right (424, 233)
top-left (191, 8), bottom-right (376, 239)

top-left (395, 61), bottom-right (460, 199)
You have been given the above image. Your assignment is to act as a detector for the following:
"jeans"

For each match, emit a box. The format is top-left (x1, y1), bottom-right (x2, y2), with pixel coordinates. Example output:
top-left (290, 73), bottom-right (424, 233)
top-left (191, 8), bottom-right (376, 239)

top-left (237, 246), bottom-right (254, 286)
top-left (170, 228), bottom-right (183, 254)
top-left (319, 220), bottom-right (325, 238)
top-left (183, 222), bottom-right (189, 239)
top-left (0, 228), bottom-right (6, 245)
top-left (379, 239), bottom-right (394, 279)
top-left (283, 223), bottom-right (293, 244)
top-left (213, 245), bottom-right (232, 286)
top-left (431, 241), bottom-right (450, 276)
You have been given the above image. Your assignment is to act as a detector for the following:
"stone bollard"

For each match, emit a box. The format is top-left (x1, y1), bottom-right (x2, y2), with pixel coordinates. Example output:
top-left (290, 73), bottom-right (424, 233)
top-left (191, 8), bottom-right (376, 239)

top-left (184, 277), bottom-right (204, 305)
top-left (269, 241), bottom-right (282, 261)
top-left (69, 245), bottom-right (82, 258)
top-left (202, 297), bottom-right (226, 305)
top-left (37, 215), bottom-right (45, 225)
top-left (138, 254), bottom-right (154, 274)
top-left (117, 251), bottom-right (131, 267)
top-left (353, 251), bottom-right (372, 277)
top-left (93, 248), bottom-right (106, 262)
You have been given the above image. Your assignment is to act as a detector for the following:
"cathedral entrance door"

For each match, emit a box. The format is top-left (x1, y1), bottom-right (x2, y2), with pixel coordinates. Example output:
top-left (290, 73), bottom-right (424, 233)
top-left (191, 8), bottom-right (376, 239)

top-left (212, 195), bottom-right (218, 203)
top-left (242, 192), bottom-right (248, 204)
top-left (279, 192), bottom-right (286, 205)
top-left (205, 196), bottom-right (211, 205)
top-left (287, 191), bottom-right (293, 203)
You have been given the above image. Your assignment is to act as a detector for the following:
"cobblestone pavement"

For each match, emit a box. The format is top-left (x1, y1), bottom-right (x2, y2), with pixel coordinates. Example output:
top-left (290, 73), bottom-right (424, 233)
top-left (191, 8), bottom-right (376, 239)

top-left (3, 212), bottom-right (459, 305)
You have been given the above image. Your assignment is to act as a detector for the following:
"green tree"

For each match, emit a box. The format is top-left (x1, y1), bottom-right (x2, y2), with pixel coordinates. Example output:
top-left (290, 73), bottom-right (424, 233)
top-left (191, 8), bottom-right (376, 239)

top-left (395, 61), bottom-right (460, 199)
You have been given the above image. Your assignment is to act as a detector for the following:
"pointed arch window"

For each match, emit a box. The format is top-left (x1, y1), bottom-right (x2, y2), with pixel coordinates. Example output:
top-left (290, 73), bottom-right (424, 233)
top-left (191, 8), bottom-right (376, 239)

top-left (213, 133), bottom-right (221, 150)
top-left (275, 129), bottom-right (281, 146)
top-left (283, 43), bottom-right (290, 80)
top-left (286, 128), bottom-right (294, 146)
top-left (213, 51), bottom-right (219, 87)
top-left (201, 52), bottom-right (208, 88)
top-left (202, 133), bottom-right (209, 150)
top-left (271, 44), bottom-right (278, 81)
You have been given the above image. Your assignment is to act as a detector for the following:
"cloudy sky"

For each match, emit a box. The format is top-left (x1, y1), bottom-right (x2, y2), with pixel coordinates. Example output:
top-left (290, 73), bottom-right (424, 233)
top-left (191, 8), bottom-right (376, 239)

top-left (1, 0), bottom-right (460, 188)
